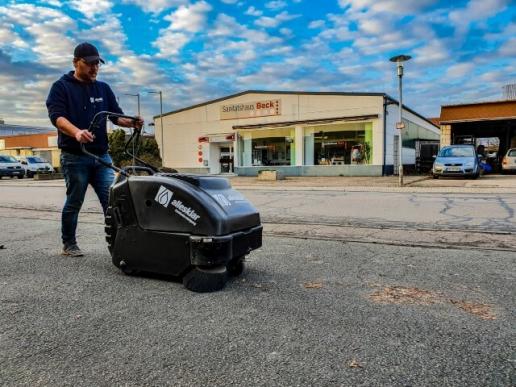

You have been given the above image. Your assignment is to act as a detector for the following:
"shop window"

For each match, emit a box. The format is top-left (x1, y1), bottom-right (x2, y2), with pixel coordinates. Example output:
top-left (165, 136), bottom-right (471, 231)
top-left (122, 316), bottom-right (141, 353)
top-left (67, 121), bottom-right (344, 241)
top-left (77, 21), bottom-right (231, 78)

top-left (251, 137), bottom-right (292, 166)
top-left (314, 130), bottom-right (371, 165)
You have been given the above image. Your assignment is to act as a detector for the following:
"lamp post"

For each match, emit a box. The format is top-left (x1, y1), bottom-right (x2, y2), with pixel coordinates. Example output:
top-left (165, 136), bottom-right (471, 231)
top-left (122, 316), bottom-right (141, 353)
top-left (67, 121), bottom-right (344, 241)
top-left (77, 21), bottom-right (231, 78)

top-left (389, 54), bottom-right (411, 187)
top-left (124, 93), bottom-right (141, 116)
top-left (147, 90), bottom-right (164, 163)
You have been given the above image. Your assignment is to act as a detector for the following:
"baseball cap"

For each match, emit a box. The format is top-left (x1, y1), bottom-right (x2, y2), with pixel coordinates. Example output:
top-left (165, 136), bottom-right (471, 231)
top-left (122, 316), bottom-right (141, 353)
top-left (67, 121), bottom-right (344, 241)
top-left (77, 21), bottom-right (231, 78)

top-left (73, 42), bottom-right (105, 64)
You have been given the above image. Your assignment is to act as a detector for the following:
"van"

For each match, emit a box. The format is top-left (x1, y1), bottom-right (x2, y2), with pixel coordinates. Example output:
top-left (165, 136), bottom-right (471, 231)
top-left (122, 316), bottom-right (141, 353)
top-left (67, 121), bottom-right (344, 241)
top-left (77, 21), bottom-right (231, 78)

top-left (0, 155), bottom-right (25, 178)
top-left (16, 156), bottom-right (55, 178)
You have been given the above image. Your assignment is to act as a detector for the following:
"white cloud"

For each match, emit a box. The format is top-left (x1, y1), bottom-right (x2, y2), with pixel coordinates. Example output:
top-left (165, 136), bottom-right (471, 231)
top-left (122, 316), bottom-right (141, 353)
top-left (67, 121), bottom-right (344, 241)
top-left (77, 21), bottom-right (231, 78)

top-left (122, 0), bottom-right (189, 14)
top-left (499, 38), bottom-right (516, 56)
top-left (153, 31), bottom-right (190, 57)
top-left (445, 63), bottom-right (475, 78)
top-left (449, 0), bottom-right (509, 35)
top-left (245, 6), bottom-right (263, 17)
top-left (265, 1), bottom-right (287, 10)
top-left (153, 1), bottom-right (212, 58)
top-left (164, 1), bottom-right (212, 32)
top-left (308, 20), bottom-right (325, 29)
top-left (338, 0), bottom-right (438, 14)
top-left (220, 0), bottom-right (239, 3)
top-left (255, 11), bottom-right (300, 28)
top-left (69, 0), bottom-right (113, 18)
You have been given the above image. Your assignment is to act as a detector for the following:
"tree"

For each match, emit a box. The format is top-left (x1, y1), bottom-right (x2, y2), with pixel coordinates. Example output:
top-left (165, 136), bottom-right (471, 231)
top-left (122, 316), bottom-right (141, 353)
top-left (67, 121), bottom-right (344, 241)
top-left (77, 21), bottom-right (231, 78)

top-left (108, 129), bottom-right (162, 168)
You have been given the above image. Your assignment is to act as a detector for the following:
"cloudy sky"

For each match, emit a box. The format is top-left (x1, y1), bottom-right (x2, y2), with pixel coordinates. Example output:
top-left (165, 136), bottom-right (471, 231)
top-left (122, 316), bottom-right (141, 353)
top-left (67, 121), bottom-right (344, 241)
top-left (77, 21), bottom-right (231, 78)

top-left (0, 0), bottom-right (514, 128)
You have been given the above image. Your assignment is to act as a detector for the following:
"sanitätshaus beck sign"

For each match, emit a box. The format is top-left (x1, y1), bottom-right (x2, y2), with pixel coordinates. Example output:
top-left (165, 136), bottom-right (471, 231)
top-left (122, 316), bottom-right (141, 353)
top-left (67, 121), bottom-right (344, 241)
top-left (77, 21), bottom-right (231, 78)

top-left (220, 99), bottom-right (281, 120)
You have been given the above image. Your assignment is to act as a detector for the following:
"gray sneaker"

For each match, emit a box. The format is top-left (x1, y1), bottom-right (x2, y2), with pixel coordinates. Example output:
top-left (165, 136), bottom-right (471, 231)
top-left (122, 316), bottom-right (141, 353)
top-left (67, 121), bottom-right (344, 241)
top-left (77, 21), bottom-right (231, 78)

top-left (62, 244), bottom-right (84, 257)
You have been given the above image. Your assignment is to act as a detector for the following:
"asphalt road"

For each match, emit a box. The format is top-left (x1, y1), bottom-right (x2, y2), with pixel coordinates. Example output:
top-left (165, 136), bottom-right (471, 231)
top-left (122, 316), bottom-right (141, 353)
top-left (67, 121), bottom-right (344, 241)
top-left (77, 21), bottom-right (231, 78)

top-left (0, 181), bottom-right (515, 386)
top-left (1, 183), bottom-right (515, 233)
top-left (0, 217), bottom-right (514, 386)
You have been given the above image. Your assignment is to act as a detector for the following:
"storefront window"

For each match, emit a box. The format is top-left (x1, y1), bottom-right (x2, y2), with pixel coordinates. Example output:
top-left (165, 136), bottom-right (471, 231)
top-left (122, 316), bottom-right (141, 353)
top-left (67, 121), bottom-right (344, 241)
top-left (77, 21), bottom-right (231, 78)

top-left (238, 128), bottom-right (294, 167)
top-left (251, 137), bottom-right (292, 166)
top-left (308, 123), bottom-right (373, 165)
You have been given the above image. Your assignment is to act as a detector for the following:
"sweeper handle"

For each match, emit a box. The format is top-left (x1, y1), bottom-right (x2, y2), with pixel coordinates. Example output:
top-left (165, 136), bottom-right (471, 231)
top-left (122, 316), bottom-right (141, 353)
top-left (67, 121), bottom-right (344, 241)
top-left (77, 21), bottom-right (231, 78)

top-left (80, 111), bottom-right (140, 177)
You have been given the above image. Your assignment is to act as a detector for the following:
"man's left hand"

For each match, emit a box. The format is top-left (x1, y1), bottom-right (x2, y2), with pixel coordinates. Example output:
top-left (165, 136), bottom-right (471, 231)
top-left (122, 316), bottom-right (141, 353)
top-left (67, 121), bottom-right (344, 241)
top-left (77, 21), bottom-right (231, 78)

top-left (118, 116), bottom-right (144, 129)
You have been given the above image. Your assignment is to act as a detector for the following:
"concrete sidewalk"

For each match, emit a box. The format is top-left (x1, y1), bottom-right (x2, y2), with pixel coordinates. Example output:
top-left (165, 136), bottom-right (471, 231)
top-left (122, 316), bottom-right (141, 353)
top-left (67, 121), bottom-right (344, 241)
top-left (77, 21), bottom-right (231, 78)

top-left (2, 174), bottom-right (516, 193)
top-left (228, 174), bottom-right (516, 193)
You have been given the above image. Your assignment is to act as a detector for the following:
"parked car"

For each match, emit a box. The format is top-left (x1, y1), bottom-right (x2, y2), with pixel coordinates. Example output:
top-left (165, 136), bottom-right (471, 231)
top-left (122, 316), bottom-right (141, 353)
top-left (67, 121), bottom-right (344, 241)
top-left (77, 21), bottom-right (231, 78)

top-left (432, 144), bottom-right (480, 179)
top-left (501, 148), bottom-right (516, 174)
top-left (16, 156), bottom-right (55, 178)
top-left (0, 155), bottom-right (25, 178)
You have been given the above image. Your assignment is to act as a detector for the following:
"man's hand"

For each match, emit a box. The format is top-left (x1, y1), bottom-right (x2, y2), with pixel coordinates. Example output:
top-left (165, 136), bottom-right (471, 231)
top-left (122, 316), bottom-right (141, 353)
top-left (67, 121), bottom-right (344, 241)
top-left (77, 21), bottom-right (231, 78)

top-left (118, 116), bottom-right (144, 129)
top-left (75, 129), bottom-right (95, 143)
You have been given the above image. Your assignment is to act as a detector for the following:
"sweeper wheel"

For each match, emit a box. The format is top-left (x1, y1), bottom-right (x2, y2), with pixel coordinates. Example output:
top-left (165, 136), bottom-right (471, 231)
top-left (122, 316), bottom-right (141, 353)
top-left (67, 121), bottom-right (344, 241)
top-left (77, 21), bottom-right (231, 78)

top-left (182, 265), bottom-right (228, 292)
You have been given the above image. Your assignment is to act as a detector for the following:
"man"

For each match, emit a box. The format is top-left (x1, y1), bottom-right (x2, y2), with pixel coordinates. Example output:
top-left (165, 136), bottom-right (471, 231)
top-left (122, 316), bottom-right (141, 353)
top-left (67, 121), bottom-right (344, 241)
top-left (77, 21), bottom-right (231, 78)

top-left (46, 42), bottom-right (143, 257)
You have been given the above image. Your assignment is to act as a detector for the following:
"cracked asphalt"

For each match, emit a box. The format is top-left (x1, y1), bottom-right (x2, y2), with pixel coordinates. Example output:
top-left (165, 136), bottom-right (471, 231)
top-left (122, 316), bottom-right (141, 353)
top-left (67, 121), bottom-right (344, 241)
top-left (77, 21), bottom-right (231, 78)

top-left (0, 179), bottom-right (515, 386)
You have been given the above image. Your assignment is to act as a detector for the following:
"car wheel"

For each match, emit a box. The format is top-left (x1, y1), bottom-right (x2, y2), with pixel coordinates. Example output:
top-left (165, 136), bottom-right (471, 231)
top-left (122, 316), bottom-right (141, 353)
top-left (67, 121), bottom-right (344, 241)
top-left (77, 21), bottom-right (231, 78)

top-left (432, 174), bottom-right (439, 179)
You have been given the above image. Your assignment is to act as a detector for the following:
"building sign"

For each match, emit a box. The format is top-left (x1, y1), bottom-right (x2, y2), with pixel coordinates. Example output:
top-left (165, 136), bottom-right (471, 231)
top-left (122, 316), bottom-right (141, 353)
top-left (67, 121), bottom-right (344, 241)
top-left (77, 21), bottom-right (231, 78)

top-left (220, 99), bottom-right (281, 120)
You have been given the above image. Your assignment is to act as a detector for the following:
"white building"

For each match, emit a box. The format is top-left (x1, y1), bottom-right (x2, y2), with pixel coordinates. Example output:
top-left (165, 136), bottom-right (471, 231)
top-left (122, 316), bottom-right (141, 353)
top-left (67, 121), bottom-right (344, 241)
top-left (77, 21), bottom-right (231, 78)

top-left (153, 91), bottom-right (439, 176)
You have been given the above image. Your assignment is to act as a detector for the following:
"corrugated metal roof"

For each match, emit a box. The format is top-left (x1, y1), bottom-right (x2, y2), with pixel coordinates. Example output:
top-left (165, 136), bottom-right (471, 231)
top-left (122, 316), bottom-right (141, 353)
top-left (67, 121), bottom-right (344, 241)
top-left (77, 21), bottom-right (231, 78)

top-left (440, 100), bottom-right (516, 123)
top-left (0, 123), bottom-right (53, 137)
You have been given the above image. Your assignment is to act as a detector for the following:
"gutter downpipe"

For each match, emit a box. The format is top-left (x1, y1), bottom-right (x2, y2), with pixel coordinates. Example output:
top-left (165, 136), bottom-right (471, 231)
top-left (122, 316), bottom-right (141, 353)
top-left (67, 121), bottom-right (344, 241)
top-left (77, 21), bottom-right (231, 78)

top-left (383, 97), bottom-right (387, 176)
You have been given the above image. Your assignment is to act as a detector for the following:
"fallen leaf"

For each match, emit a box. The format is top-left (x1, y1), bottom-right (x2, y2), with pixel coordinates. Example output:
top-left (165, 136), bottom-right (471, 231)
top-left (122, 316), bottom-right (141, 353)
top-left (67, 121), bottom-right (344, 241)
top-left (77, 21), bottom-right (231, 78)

top-left (450, 300), bottom-right (496, 320)
top-left (304, 282), bottom-right (323, 289)
top-left (349, 359), bottom-right (363, 368)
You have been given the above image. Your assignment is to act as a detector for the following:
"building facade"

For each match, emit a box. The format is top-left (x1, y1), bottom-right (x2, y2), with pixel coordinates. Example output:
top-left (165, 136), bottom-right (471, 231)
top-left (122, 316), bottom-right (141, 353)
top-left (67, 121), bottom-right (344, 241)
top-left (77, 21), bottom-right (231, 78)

top-left (153, 91), bottom-right (439, 176)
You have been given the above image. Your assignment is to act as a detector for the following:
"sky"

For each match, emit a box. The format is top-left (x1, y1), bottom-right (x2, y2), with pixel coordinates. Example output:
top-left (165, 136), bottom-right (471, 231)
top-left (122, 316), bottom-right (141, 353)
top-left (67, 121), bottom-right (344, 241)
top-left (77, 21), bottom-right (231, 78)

top-left (0, 0), bottom-right (514, 129)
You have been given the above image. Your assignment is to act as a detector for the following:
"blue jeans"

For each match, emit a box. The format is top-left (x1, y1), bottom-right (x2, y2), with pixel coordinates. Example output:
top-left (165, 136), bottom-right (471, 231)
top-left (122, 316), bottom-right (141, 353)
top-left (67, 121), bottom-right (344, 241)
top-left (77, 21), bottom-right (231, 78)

top-left (60, 152), bottom-right (114, 247)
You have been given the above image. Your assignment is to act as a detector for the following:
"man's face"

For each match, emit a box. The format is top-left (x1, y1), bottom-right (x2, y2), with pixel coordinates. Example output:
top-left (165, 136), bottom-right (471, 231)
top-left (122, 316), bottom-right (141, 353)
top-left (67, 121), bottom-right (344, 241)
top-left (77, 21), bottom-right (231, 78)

top-left (73, 58), bottom-right (100, 82)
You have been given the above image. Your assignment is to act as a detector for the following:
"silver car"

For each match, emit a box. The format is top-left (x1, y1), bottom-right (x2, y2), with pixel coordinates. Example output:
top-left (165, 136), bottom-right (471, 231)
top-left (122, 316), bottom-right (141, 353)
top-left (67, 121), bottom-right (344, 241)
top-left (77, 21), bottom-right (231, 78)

top-left (432, 145), bottom-right (480, 179)
top-left (501, 148), bottom-right (516, 174)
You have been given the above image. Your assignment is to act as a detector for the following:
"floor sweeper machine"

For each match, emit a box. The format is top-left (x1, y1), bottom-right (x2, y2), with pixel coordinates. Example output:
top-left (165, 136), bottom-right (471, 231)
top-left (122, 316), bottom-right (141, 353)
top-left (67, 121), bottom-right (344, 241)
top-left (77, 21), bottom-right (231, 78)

top-left (82, 111), bottom-right (262, 292)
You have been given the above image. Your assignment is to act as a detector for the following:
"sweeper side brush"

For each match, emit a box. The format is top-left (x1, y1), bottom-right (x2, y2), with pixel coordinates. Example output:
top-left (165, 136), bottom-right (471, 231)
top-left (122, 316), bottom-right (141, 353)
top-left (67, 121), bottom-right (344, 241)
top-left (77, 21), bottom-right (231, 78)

top-left (82, 111), bottom-right (262, 292)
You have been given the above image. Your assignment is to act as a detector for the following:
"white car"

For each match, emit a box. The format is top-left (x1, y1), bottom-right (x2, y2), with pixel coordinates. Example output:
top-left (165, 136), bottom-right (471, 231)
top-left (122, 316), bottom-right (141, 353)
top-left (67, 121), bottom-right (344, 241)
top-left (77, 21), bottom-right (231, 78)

top-left (501, 148), bottom-right (516, 174)
top-left (17, 156), bottom-right (54, 178)
top-left (0, 155), bottom-right (25, 178)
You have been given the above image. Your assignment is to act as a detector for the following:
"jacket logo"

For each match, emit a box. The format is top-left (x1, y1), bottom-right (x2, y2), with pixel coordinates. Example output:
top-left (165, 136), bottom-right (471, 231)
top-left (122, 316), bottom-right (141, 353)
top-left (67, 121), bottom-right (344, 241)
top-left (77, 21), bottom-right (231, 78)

top-left (90, 97), bottom-right (103, 103)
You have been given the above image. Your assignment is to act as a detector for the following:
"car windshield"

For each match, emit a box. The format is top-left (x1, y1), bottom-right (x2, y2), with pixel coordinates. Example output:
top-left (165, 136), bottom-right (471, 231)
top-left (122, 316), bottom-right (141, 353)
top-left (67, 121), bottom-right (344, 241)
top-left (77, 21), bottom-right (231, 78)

top-left (508, 149), bottom-right (516, 157)
top-left (439, 147), bottom-right (474, 157)
top-left (27, 157), bottom-right (47, 163)
top-left (0, 155), bottom-right (18, 163)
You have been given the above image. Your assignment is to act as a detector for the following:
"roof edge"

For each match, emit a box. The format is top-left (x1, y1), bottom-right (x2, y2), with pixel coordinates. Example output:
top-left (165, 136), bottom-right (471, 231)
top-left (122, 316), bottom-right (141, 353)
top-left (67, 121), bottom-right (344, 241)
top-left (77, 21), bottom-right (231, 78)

top-left (154, 90), bottom-right (387, 119)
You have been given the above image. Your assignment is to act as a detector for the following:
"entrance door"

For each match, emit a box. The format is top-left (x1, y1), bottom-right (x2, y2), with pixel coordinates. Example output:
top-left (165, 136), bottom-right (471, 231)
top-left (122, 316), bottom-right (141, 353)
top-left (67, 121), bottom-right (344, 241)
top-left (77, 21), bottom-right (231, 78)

top-left (219, 146), bottom-right (234, 173)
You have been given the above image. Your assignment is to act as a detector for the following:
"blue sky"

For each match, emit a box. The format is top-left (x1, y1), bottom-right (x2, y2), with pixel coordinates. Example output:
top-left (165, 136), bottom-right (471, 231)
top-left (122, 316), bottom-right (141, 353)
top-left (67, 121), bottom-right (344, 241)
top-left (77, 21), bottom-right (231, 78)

top-left (0, 0), bottom-right (514, 128)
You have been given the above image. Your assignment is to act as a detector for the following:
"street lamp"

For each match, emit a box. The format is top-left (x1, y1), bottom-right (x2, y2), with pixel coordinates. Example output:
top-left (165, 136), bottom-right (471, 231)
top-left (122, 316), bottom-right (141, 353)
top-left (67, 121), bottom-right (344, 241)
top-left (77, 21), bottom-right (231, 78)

top-left (389, 54), bottom-right (411, 187)
top-left (124, 93), bottom-right (141, 116)
top-left (147, 90), bottom-right (164, 163)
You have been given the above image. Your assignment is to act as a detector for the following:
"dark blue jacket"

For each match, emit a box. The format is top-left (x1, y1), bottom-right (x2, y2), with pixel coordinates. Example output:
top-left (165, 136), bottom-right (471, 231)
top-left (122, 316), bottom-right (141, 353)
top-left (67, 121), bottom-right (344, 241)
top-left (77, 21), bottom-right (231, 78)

top-left (46, 71), bottom-right (123, 155)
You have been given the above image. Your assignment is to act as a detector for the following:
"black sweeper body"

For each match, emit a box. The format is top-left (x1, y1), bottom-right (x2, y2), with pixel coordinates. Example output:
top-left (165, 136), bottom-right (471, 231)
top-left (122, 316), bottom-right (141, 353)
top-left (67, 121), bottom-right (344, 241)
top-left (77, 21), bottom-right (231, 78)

top-left (84, 111), bottom-right (262, 292)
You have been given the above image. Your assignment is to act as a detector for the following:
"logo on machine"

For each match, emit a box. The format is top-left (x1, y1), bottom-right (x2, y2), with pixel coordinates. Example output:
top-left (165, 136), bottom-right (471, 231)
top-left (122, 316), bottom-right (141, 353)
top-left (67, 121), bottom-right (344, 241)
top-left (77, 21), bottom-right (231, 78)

top-left (155, 185), bottom-right (174, 207)
top-left (212, 193), bottom-right (231, 207)
top-left (170, 199), bottom-right (201, 226)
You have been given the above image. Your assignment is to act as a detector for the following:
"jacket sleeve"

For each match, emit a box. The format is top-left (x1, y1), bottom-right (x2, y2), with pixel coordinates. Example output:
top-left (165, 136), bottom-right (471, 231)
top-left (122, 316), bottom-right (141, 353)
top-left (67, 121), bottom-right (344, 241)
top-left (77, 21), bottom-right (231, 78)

top-left (46, 81), bottom-right (69, 127)
top-left (106, 85), bottom-right (124, 124)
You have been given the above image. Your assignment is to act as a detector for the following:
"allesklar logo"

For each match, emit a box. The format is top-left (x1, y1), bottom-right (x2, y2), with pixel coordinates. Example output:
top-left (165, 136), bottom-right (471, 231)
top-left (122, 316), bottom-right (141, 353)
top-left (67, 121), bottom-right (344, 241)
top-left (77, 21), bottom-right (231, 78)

top-left (154, 185), bottom-right (201, 226)
top-left (155, 185), bottom-right (173, 207)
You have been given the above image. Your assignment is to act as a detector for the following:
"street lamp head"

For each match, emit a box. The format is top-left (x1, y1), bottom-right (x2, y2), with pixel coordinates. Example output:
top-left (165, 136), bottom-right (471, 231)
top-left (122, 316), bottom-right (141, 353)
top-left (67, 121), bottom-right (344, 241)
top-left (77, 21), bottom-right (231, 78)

top-left (389, 54), bottom-right (412, 63)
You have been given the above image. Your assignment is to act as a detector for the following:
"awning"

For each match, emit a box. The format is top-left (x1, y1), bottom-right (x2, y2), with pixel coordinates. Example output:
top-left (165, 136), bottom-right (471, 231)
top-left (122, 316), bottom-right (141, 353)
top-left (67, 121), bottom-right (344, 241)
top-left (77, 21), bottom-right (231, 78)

top-left (232, 114), bottom-right (378, 130)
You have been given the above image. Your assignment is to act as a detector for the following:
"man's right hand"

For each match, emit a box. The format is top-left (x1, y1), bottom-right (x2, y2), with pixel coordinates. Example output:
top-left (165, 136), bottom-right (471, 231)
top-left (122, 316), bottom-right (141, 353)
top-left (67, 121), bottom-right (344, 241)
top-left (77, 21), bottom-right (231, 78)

top-left (75, 129), bottom-right (95, 143)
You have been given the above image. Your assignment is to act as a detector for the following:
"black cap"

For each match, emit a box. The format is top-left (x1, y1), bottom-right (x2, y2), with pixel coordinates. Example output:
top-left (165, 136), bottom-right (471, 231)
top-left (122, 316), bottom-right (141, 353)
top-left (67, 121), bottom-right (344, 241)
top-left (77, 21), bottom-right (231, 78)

top-left (73, 42), bottom-right (105, 64)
